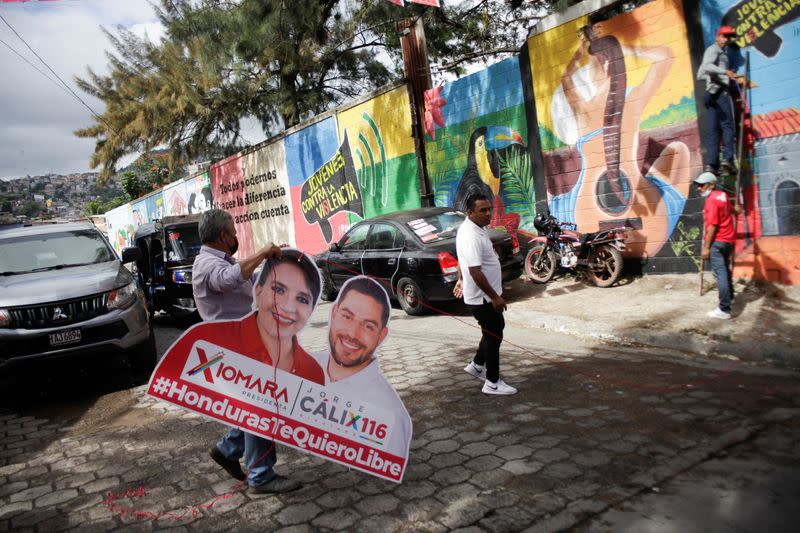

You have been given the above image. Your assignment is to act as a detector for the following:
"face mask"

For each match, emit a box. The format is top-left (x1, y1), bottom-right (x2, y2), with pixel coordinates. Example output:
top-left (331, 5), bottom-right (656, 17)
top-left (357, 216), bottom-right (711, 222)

top-left (700, 189), bottom-right (712, 198)
top-left (229, 236), bottom-right (239, 256)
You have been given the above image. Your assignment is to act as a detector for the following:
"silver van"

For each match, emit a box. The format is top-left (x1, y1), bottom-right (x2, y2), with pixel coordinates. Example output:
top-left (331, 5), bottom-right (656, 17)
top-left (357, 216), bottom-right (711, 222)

top-left (0, 222), bottom-right (156, 379)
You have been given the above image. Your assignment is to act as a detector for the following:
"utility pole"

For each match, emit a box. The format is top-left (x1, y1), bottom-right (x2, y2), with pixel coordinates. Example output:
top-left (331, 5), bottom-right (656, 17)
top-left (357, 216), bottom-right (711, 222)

top-left (399, 17), bottom-right (434, 207)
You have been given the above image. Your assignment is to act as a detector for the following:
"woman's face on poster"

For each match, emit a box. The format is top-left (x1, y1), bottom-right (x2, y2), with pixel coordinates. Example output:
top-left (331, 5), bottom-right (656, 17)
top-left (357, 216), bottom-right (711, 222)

top-left (255, 262), bottom-right (315, 341)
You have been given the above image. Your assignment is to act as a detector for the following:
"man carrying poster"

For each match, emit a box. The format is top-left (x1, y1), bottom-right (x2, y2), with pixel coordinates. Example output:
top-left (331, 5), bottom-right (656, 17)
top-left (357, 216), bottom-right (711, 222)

top-left (192, 209), bottom-right (311, 494)
top-left (312, 276), bottom-right (412, 458)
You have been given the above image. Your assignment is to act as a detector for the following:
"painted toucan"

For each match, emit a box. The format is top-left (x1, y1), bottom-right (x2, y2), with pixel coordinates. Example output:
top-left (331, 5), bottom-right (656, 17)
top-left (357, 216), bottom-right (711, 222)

top-left (453, 126), bottom-right (524, 229)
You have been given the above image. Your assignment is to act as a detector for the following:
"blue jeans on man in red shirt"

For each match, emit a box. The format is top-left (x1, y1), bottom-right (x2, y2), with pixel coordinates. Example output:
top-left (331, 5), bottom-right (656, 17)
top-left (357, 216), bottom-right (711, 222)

top-left (710, 242), bottom-right (734, 313)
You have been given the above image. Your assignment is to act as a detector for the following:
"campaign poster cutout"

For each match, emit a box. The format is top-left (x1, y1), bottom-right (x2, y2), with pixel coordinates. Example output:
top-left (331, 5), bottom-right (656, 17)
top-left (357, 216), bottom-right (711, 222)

top-left (105, 203), bottom-right (135, 256)
top-left (147, 254), bottom-right (411, 482)
top-left (185, 172), bottom-right (213, 215)
top-left (240, 141), bottom-right (295, 250)
top-left (163, 180), bottom-right (189, 216)
top-left (208, 153), bottom-right (252, 259)
top-left (336, 85), bottom-right (422, 221)
top-left (287, 117), bottom-right (362, 254)
top-left (144, 192), bottom-right (164, 222)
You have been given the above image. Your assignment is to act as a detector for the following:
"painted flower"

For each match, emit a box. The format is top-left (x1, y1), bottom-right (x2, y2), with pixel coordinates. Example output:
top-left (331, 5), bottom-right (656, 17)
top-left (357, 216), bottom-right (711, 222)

top-left (424, 84), bottom-right (447, 140)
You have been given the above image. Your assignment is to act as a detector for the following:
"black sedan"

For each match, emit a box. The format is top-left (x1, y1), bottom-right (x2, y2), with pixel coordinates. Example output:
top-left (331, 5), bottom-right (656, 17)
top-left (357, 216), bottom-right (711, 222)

top-left (315, 207), bottom-right (523, 315)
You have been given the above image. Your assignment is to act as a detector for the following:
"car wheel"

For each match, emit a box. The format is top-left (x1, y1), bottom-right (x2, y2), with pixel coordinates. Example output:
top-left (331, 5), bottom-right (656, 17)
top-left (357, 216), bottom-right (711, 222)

top-left (321, 277), bottom-right (338, 302)
top-left (129, 332), bottom-right (157, 383)
top-left (397, 277), bottom-right (427, 316)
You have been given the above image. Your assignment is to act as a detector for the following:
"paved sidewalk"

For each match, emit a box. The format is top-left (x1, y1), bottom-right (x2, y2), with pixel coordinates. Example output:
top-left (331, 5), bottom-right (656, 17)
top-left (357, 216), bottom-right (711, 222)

top-left (503, 273), bottom-right (800, 368)
top-left (1, 301), bottom-right (799, 531)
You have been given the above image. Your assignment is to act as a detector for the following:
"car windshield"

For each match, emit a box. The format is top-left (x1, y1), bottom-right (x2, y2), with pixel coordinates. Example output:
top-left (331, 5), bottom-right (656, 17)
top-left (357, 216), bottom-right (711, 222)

top-left (165, 225), bottom-right (202, 262)
top-left (405, 211), bottom-right (465, 243)
top-left (0, 229), bottom-right (116, 275)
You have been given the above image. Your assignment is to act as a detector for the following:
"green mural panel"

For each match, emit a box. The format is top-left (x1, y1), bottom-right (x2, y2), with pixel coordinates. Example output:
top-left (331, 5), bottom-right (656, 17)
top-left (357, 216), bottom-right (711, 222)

top-left (347, 153), bottom-right (421, 224)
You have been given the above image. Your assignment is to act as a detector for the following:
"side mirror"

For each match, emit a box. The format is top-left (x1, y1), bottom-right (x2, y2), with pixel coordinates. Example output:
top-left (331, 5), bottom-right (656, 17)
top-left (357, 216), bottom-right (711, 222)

top-left (330, 242), bottom-right (340, 252)
top-left (121, 247), bottom-right (142, 264)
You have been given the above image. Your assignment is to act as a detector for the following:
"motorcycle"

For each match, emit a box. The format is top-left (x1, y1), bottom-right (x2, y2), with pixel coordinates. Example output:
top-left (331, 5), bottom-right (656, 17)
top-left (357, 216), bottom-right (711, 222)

top-left (524, 213), bottom-right (627, 287)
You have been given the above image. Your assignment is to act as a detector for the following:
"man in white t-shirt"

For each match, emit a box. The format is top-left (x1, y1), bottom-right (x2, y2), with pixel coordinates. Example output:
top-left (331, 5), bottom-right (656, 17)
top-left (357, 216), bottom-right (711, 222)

top-left (454, 194), bottom-right (517, 395)
top-left (312, 276), bottom-right (412, 458)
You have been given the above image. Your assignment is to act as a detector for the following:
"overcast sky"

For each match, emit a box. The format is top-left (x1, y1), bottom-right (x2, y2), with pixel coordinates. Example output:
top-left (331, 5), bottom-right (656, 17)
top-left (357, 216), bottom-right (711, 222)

top-left (0, 1), bottom-right (167, 180)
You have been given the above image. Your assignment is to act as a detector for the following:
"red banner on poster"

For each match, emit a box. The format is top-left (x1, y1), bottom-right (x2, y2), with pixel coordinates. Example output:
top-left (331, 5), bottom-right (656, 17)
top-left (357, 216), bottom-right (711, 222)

top-left (148, 336), bottom-right (408, 481)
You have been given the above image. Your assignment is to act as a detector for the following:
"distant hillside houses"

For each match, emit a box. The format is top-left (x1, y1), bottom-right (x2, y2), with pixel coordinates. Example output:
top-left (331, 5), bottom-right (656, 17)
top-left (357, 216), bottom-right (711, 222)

top-left (0, 172), bottom-right (123, 221)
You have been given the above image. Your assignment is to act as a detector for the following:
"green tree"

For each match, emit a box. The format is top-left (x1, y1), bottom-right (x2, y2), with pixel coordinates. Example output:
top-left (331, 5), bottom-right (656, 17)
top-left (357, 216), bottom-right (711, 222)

top-left (75, 0), bottom-right (553, 183)
top-left (20, 200), bottom-right (44, 218)
top-left (101, 195), bottom-right (127, 212)
top-left (118, 152), bottom-right (181, 200)
top-left (84, 200), bottom-right (104, 216)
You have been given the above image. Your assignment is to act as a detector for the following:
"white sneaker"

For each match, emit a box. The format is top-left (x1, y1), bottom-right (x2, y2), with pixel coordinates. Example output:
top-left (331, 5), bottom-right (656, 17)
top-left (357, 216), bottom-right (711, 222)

top-left (482, 379), bottom-right (518, 395)
top-left (464, 362), bottom-right (485, 380)
top-left (707, 308), bottom-right (731, 320)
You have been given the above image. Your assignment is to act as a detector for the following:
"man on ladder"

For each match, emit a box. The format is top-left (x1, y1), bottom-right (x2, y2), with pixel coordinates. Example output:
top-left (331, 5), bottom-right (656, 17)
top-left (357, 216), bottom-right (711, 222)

top-left (697, 25), bottom-right (738, 177)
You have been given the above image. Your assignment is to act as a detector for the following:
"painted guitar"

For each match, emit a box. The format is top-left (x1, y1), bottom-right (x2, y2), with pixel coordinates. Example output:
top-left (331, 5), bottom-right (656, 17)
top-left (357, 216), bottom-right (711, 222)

top-left (560, 27), bottom-right (691, 258)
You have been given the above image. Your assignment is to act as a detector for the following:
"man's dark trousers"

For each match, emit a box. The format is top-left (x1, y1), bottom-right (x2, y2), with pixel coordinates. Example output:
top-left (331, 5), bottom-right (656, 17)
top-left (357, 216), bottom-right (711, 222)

top-left (703, 89), bottom-right (736, 168)
top-left (710, 241), bottom-right (734, 313)
top-left (468, 301), bottom-right (504, 383)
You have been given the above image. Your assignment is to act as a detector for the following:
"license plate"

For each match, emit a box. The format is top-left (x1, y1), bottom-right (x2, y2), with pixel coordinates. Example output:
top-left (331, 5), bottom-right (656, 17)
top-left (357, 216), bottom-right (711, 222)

top-left (49, 329), bottom-right (81, 347)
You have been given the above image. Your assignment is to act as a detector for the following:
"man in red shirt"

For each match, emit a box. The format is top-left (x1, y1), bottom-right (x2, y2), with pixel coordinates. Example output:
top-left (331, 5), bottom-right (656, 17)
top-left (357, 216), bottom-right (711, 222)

top-left (696, 172), bottom-right (737, 319)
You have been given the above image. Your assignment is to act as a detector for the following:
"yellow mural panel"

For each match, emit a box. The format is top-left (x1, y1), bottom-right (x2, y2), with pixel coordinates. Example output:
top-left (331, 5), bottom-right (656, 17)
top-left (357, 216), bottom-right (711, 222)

top-left (528, 0), bottom-right (693, 138)
top-left (336, 86), bottom-right (415, 165)
top-left (528, 16), bottom-right (590, 134)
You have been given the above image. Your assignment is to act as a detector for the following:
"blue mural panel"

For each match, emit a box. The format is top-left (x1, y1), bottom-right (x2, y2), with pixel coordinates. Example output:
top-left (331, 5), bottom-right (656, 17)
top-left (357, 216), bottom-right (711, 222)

top-left (285, 117), bottom-right (340, 187)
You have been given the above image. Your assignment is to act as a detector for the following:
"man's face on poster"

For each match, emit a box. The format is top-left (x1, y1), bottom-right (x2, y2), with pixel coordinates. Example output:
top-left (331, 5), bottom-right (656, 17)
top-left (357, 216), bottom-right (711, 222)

top-left (255, 262), bottom-right (314, 341)
top-left (329, 290), bottom-right (388, 368)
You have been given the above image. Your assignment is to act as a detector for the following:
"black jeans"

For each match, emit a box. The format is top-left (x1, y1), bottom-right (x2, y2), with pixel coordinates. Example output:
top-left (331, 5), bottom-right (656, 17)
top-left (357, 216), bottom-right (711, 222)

top-left (468, 301), bottom-right (504, 383)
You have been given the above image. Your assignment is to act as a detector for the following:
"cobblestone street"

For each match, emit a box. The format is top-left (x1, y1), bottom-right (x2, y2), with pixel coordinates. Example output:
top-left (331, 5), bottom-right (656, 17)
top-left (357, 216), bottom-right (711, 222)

top-left (2, 300), bottom-right (799, 532)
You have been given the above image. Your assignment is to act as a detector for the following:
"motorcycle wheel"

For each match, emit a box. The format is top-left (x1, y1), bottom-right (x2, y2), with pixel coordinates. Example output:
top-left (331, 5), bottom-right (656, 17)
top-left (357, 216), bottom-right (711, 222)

top-left (587, 244), bottom-right (623, 287)
top-left (524, 245), bottom-right (557, 284)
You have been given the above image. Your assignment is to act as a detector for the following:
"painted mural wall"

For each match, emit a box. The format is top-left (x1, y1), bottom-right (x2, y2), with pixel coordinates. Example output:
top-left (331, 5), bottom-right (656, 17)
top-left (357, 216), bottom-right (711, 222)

top-left (425, 57), bottom-right (535, 236)
top-left (526, 0), bottom-right (702, 271)
top-left (700, 0), bottom-right (800, 284)
top-left (102, 1), bottom-right (800, 284)
top-left (105, 173), bottom-right (212, 257)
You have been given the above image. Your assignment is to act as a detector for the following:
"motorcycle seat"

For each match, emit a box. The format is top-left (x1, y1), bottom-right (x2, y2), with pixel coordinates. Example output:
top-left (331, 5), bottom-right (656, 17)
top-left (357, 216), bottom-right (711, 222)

top-left (580, 232), bottom-right (597, 247)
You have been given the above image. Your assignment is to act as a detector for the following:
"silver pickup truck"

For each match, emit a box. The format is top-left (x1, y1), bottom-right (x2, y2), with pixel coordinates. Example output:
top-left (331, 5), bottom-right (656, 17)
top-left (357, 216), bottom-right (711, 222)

top-left (0, 221), bottom-right (156, 381)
